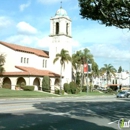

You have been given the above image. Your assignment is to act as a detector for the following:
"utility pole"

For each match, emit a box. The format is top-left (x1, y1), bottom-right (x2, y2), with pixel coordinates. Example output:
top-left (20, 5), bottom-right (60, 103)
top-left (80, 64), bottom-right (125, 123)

top-left (129, 63), bottom-right (130, 88)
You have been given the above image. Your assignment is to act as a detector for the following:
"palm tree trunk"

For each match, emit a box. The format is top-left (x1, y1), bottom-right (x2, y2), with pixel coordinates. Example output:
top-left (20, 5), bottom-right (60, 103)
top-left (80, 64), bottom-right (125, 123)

top-left (60, 65), bottom-right (63, 95)
top-left (75, 70), bottom-right (77, 83)
top-left (81, 65), bottom-right (84, 92)
top-left (107, 75), bottom-right (108, 88)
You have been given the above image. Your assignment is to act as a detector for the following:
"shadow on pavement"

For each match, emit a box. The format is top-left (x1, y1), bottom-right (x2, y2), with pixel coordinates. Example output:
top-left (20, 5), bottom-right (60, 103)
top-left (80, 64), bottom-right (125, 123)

top-left (0, 99), bottom-right (130, 130)
top-left (0, 112), bottom-right (117, 130)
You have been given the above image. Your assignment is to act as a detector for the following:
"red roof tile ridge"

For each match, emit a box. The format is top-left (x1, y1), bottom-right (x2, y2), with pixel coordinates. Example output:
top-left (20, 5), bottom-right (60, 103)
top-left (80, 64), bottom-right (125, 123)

top-left (0, 41), bottom-right (49, 58)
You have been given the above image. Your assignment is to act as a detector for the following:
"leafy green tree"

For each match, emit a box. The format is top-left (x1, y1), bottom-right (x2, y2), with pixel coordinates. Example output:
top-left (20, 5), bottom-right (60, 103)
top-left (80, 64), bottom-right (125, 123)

top-left (53, 49), bottom-right (71, 94)
top-left (118, 66), bottom-right (122, 73)
top-left (100, 64), bottom-right (116, 87)
top-left (0, 54), bottom-right (6, 88)
top-left (42, 76), bottom-right (50, 92)
top-left (80, 48), bottom-right (94, 92)
top-left (78, 0), bottom-right (130, 29)
top-left (91, 61), bottom-right (99, 78)
top-left (89, 61), bottom-right (99, 92)
top-left (72, 48), bottom-right (94, 92)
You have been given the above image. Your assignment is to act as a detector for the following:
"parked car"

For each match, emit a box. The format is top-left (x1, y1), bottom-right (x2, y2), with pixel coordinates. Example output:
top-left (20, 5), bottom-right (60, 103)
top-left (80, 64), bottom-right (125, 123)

top-left (122, 90), bottom-right (130, 96)
top-left (116, 91), bottom-right (129, 98)
top-left (127, 90), bottom-right (130, 95)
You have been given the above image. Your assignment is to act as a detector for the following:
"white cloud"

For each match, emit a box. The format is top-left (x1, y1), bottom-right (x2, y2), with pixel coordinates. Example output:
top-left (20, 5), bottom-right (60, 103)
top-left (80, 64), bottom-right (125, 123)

top-left (37, 37), bottom-right (51, 48)
top-left (16, 21), bottom-right (38, 35)
top-left (19, 1), bottom-right (31, 12)
top-left (0, 16), bottom-right (13, 29)
top-left (71, 39), bottom-right (80, 48)
top-left (89, 43), bottom-right (130, 61)
top-left (5, 34), bottom-right (39, 46)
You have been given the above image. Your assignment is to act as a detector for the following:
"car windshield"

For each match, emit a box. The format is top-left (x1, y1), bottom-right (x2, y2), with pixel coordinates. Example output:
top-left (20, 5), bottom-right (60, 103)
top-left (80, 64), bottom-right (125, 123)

top-left (119, 91), bottom-right (125, 94)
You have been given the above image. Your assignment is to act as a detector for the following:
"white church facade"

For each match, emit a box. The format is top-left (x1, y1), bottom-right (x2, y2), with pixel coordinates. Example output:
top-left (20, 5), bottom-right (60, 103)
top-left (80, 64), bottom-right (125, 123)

top-left (0, 7), bottom-right (73, 92)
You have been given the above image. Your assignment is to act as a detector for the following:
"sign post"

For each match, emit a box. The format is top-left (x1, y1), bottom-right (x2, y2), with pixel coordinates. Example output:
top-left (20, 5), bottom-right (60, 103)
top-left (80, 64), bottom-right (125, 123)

top-left (84, 63), bottom-right (92, 93)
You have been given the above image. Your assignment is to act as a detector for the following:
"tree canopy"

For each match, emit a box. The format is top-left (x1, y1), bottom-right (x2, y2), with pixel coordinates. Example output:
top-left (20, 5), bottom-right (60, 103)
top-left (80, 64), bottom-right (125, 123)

top-left (53, 49), bottom-right (71, 94)
top-left (78, 0), bottom-right (130, 29)
top-left (100, 64), bottom-right (116, 86)
top-left (118, 66), bottom-right (123, 73)
top-left (0, 54), bottom-right (5, 74)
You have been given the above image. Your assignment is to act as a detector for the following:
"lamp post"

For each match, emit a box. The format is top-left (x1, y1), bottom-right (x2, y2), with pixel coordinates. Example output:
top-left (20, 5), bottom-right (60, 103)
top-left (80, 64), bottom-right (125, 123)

top-left (129, 63), bottom-right (130, 88)
top-left (86, 59), bottom-right (89, 93)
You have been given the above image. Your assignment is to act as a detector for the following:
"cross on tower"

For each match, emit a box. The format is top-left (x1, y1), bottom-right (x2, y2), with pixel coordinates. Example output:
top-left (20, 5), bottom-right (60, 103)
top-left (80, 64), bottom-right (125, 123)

top-left (60, 1), bottom-right (62, 8)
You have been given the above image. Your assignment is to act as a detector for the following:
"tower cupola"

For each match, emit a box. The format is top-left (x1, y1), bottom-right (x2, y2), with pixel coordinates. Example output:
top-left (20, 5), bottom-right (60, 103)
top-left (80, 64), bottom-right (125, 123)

top-left (50, 7), bottom-right (72, 37)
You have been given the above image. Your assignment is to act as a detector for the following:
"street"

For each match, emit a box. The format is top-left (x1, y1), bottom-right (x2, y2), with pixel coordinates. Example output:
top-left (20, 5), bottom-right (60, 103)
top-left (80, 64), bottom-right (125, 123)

top-left (0, 96), bottom-right (130, 130)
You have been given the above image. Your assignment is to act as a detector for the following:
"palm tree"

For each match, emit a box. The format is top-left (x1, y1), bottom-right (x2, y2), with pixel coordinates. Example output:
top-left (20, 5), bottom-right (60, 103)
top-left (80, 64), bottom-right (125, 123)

top-left (53, 49), bottom-right (71, 94)
top-left (100, 64), bottom-right (116, 88)
top-left (72, 48), bottom-right (94, 92)
top-left (89, 61), bottom-right (99, 91)
top-left (72, 51), bottom-right (82, 83)
top-left (0, 54), bottom-right (5, 66)
top-left (0, 54), bottom-right (6, 88)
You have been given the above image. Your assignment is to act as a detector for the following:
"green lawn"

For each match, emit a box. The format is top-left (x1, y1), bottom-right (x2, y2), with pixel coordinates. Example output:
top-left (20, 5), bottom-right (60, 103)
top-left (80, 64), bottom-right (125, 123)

top-left (63, 90), bottom-right (112, 97)
top-left (0, 88), bottom-right (113, 98)
top-left (0, 88), bottom-right (59, 98)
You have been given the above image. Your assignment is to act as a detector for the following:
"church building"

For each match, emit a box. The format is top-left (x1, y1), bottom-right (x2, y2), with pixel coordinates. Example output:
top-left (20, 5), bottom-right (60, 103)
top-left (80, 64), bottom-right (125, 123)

top-left (0, 7), bottom-right (73, 92)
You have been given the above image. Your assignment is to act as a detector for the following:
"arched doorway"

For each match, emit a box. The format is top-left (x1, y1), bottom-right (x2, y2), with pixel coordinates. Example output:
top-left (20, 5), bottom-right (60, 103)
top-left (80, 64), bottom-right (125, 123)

top-left (3, 77), bottom-right (11, 89)
top-left (54, 78), bottom-right (60, 90)
top-left (33, 78), bottom-right (40, 90)
top-left (16, 77), bottom-right (26, 87)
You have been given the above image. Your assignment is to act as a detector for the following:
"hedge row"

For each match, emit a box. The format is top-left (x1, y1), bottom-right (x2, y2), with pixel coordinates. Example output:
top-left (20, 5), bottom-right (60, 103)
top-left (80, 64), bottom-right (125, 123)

top-left (64, 81), bottom-right (80, 94)
top-left (21, 86), bottom-right (34, 91)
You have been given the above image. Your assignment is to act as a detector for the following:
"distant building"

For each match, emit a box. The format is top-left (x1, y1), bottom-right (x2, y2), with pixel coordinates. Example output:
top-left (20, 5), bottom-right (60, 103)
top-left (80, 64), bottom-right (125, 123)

top-left (93, 71), bottom-right (130, 90)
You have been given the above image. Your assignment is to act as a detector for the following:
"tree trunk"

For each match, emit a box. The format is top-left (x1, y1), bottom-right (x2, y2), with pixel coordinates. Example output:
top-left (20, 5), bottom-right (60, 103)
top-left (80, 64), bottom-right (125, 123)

top-left (75, 70), bottom-right (77, 83)
top-left (0, 77), bottom-right (3, 88)
top-left (60, 65), bottom-right (63, 95)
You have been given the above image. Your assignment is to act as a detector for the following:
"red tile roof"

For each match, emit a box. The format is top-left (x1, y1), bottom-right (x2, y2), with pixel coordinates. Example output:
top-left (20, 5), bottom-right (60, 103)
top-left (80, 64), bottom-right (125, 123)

top-left (1, 66), bottom-right (60, 77)
top-left (0, 41), bottom-right (49, 58)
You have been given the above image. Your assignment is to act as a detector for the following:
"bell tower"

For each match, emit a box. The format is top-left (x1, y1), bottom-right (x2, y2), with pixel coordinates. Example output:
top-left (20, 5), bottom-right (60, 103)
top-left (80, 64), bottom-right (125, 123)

top-left (49, 6), bottom-right (72, 88)
top-left (50, 6), bottom-right (72, 37)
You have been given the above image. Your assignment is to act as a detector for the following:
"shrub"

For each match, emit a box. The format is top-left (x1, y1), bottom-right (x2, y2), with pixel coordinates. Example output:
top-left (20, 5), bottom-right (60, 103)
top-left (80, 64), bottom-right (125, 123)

top-left (22, 86), bottom-right (34, 91)
top-left (82, 85), bottom-right (87, 92)
top-left (64, 83), bottom-right (70, 94)
top-left (2, 83), bottom-right (11, 89)
top-left (21, 82), bottom-right (26, 87)
top-left (94, 85), bottom-right (99, 89)
top-left (69, 81), bottom-right (80, 94)
top-left (20, 82), bottom-right (26, 90)
top-left (106, 88), bottom-right (113, 93)
top-left (42, 76), bottom-right (50, 92)
top-left (61, 90), bottom-right (64, 95)
top-left (55, 89), bottom-right (60, 94)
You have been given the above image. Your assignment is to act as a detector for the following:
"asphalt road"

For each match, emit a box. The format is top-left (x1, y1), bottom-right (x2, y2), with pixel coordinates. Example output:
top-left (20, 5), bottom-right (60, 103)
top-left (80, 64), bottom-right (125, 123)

top-left (0, 96), bottom-right (130, 130)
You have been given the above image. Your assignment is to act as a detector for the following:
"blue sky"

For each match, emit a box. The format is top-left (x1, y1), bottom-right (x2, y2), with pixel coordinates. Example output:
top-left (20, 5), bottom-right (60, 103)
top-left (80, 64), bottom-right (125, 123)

top-left (0, 0), bottom-right (130, 71)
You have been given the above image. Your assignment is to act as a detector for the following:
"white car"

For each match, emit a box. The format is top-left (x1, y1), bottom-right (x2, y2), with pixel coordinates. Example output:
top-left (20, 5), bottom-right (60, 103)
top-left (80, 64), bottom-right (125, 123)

top-left (116, 91), bottom-right (129, 98)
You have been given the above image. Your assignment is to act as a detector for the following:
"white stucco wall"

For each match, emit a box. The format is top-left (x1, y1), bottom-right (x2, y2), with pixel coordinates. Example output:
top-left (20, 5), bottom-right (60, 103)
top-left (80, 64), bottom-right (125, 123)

top-left (0, 44), bottom-right (49, 72)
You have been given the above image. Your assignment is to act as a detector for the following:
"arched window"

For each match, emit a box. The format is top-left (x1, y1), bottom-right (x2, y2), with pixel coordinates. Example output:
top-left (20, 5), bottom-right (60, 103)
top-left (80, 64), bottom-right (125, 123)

top-left (56, 22), bottom-right (59, 34)
top-left (66, 23), bottom-right (68, 35)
